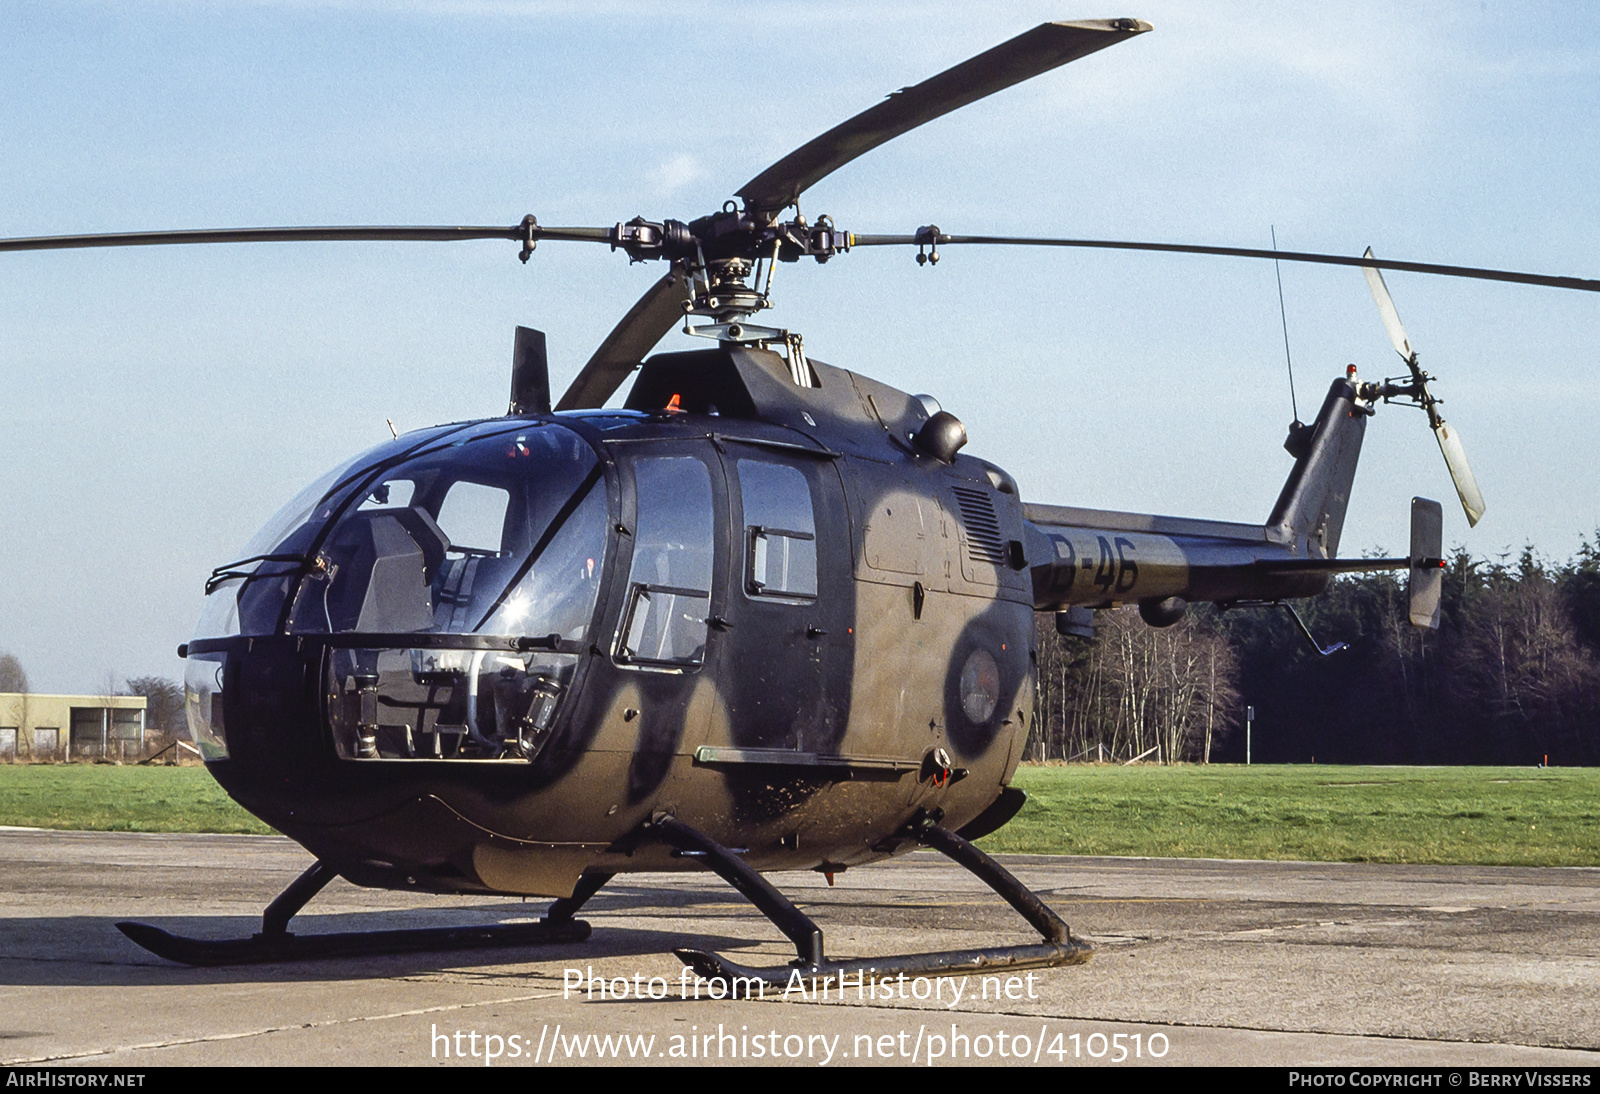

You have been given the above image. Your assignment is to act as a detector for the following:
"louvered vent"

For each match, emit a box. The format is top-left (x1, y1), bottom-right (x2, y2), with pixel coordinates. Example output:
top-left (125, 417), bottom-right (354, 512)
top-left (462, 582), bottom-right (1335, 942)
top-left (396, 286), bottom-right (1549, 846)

top-left (950, 485), bottom-right (1007, 565)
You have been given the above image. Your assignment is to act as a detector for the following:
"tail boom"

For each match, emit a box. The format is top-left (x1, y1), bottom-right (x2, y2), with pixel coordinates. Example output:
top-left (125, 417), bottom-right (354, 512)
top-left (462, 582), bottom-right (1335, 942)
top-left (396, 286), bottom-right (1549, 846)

top-left (1025, 377), bottom-right (1383, 612)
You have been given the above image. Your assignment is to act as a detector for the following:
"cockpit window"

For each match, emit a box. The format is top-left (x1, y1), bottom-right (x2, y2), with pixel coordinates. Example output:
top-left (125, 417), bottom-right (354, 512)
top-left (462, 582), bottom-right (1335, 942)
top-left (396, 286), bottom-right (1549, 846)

top-left (435, 481), bottom-right (511, 555)
top-left (190, 420), bottom-right (611, 764)
top-left (476, 482), bottom-right (606, 640)
top-left (357, 479), bottom-right (415, 511)
top-left (195, 421), bottom-right (608, 643)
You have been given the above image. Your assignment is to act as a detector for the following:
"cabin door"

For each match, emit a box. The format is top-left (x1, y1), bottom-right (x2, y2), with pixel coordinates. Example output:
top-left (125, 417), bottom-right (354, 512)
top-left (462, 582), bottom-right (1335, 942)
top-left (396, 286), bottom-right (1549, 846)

top-left (717, 444), bottom-right (852, 754)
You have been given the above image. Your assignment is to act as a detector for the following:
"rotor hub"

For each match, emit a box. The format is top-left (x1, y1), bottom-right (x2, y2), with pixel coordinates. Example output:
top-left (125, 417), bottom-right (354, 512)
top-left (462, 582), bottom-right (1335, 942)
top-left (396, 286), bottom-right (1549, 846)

top-left (693, 259), bottom-right (764, 320)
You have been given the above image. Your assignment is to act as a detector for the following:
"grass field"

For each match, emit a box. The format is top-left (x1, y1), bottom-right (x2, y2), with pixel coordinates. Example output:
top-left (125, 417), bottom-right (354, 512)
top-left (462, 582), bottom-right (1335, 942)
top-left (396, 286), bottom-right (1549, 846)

top-left (0, 764), bottom-right (273, 835)
top-left (0, 763), bottom-right (1594, 866)
top-left (987, 763), bottom-right (1600, 866)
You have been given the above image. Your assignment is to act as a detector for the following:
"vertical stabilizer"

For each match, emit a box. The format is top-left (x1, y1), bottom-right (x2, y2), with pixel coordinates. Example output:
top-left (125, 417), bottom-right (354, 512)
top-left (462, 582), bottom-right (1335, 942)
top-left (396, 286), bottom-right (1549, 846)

top-left (1265, 378), bottom-right (1368, 557)
top-left (1408, 497), bottom-right (1444, 629)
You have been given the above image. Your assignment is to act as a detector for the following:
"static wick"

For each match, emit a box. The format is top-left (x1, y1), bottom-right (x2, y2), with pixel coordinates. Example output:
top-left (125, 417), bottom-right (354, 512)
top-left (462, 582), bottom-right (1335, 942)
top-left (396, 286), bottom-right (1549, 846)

top-left (386, 418), bottom-right (398, 439)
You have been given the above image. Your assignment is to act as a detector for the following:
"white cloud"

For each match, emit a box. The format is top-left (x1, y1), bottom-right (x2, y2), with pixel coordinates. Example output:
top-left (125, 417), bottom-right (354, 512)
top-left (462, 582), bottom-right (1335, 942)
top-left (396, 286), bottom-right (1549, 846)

top-left (649, 153), bottom-right (707, 196)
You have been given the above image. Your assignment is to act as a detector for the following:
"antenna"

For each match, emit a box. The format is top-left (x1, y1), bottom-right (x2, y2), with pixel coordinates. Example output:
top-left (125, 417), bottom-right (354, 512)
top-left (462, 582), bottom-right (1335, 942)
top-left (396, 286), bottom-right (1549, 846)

top-left (1271, 226), bottom-right (1300, 423)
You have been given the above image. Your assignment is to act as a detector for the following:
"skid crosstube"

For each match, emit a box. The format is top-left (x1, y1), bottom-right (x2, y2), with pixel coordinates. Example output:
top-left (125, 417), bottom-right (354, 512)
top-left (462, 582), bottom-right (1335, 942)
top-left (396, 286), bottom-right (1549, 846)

top-left (654, 811), bottom-right (1092, 989)
top-left (115, 814), bottom-right (1091, 979)
top-left (115, 861), bottom-right (604, 967)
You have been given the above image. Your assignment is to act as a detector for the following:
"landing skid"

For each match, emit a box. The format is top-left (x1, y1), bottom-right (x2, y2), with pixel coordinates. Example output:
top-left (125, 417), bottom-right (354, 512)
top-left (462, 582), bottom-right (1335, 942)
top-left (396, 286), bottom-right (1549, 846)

top-left (659, 812), bottom-right (1092, 988)
top-left (116, 814), bottom-right (1090, 979)
top-left (115, 861), bottom-right (600, 967)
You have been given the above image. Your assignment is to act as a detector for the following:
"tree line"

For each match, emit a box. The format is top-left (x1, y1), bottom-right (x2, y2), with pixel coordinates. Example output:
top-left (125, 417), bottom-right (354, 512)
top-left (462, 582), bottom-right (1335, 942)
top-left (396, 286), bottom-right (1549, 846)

top-left (1030, 538), bottom-right (1600, 767)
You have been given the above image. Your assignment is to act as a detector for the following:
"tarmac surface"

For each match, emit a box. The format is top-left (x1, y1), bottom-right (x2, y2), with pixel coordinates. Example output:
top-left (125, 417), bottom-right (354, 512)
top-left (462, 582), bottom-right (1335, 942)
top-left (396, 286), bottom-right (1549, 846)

top-left (0, 828), bottom-right (1595, 1067)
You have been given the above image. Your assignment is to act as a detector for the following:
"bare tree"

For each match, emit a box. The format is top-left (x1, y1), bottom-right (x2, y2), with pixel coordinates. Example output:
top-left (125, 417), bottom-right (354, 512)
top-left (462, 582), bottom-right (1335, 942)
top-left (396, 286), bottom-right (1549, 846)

top-left (1031, 609), bottom-right (1240, 763)
top-left (126, 676), bottom-right (185, 733)
top-left (0, 652), bottom-right (27, 694)
top-left (0, 651), bottom-right (28, 761)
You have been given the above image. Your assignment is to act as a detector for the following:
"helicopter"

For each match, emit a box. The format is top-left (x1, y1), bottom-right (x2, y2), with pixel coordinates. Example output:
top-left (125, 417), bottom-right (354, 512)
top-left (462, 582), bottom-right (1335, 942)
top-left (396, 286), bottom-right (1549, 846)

top-left (6, 17), bottom-right (1599, 985)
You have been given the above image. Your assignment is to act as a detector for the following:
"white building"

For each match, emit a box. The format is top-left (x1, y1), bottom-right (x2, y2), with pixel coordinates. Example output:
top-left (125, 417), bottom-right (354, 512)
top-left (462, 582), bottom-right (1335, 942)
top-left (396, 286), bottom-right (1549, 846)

top-left (0, 693), bottom-right (149, 761)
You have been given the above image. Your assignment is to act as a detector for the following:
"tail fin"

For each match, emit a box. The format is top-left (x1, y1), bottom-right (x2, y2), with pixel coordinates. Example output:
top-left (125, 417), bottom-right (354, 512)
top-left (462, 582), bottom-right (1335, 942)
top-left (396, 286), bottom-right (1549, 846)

top-left (1265, 378), bottom-right (1368, 558)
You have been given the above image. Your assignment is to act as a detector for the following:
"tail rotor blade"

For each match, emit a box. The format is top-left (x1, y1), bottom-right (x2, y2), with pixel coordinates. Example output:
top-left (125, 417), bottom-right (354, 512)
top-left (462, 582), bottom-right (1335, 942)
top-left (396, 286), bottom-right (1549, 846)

top-left (1361, 247), bottom-right (1415, 361)
top-left (1363, 246), bottom-right (1484, 526)
top-left (1434, 420), bottom-right (1486, 527)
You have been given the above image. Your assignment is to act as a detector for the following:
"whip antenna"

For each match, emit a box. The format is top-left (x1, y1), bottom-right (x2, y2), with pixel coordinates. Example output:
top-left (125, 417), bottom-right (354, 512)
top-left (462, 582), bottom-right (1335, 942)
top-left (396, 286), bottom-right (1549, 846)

top-left (1272, 226), bottom-right (1300, 423)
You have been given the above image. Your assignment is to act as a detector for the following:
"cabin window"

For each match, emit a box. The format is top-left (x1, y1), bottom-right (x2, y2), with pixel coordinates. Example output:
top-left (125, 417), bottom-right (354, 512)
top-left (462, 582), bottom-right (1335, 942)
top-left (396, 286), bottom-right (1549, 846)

top-left (185, 654), bottom-right (229, 760)
top-left (618, 456), bottom-right (714, 666)
top-left (737, 459), bottom-right (817, 600)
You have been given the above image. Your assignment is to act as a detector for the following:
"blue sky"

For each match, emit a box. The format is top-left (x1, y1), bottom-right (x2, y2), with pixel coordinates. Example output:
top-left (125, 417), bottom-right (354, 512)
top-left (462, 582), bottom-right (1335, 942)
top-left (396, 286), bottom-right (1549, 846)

top-left (3, 0), bottom-right (1597, 691)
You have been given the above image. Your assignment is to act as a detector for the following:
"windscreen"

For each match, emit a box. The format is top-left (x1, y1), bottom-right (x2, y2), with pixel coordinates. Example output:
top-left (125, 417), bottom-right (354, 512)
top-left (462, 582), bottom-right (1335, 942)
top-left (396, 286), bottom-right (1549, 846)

top-left (188, 420), bottom-right (611, 763)
top-left (194, 420), bottom-right (607, 642)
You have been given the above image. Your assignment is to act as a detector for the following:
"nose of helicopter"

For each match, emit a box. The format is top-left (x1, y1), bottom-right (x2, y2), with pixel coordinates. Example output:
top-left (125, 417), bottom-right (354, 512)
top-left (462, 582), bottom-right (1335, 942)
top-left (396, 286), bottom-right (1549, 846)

top-left (184, 416), bottom-right (612, 778)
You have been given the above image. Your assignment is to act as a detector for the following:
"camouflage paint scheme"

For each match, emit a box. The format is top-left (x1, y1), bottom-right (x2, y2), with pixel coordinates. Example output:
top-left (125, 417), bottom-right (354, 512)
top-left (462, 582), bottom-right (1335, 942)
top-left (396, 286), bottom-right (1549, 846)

top-left (196, 347), bottom-right (1369, 899)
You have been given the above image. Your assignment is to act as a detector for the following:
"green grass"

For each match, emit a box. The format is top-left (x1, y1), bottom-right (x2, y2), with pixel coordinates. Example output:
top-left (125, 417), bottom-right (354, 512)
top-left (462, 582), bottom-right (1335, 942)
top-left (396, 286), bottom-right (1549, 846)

top-left (982, 763), bottom-right (1600, 866)
top-left (0, 764), bottom-right (273, 834)
top-left (0, 763), bottom-right (1595, 867)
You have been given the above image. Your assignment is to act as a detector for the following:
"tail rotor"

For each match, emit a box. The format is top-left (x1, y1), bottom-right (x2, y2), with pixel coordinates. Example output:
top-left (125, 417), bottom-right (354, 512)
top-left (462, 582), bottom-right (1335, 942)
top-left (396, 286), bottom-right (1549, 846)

top-left (1361, 248), bottom-right (1486, 527)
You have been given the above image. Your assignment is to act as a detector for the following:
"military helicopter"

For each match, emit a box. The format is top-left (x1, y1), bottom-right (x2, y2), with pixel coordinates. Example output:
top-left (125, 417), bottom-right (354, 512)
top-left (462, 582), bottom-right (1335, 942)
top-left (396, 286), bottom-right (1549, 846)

top-left (6, 18), bottom-right (1598, 985)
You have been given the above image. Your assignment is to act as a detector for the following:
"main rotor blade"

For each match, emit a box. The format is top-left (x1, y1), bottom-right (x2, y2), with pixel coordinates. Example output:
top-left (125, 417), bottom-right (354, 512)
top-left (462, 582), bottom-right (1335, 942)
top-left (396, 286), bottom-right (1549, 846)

top-left (1434, 421), bottom-right (1486, 527)
top-left (1361, 247), bottom-right (1415, 359)
top-left (555, 273), bottom-right (688, 411)
top-left (736, 19), bottom-right (1151, 216)
top-left (0, 223), bottom-right (611, 253)
top-left (849, 233), bottom-right (1600, 293)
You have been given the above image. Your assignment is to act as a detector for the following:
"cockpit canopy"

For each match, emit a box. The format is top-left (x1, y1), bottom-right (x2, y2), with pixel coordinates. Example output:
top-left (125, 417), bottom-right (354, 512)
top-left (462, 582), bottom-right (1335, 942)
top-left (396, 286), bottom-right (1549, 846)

top-left (196, 419), bottom-right (608, 643)
top-left (187, 419), bottom-right (609, 764)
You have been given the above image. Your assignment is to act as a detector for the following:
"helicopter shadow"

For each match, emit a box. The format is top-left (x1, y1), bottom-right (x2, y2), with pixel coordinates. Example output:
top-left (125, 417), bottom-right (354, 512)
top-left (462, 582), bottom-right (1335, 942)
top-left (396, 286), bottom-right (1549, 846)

top-left (0, 891), bottom-right (774, 988)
